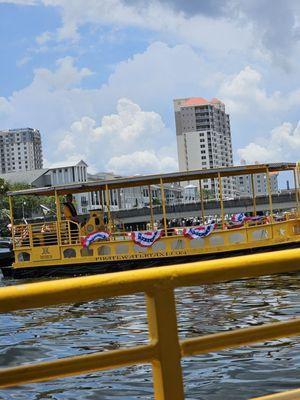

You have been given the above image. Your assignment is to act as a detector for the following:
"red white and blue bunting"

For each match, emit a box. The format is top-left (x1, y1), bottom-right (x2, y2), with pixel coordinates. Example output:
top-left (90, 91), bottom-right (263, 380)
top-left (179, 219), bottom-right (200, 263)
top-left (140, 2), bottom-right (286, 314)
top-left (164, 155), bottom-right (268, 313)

top-left (81, 231), bottom-right (110, 247)
top-left (131, 230), bottom-right (163, 247)
top-left (231, 213), bottom-right (246, 223)
top-left (231, 214), bottom-right (268, 225)
top-left (183, 224), bottom-right (215, 239)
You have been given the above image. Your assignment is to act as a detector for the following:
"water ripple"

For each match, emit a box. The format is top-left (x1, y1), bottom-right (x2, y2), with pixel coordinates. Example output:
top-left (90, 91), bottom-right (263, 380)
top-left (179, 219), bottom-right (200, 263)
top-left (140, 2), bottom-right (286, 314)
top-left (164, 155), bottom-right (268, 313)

top-left (1, 272), bottom-right (300, 399)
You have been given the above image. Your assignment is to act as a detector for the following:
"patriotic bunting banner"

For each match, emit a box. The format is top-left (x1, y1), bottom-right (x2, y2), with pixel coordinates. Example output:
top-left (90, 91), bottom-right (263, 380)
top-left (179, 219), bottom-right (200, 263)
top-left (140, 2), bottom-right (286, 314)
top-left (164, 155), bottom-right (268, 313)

top-left (249, 216), bottom-right (265, 222)
top-left (131, 230), bottom-right (163, 247)
top-left (231, 213), bottom-right (246, 223)
top-left (183, 224), bottom-right (215, 239)
top-left (81, 231), bottom-right (110, 247)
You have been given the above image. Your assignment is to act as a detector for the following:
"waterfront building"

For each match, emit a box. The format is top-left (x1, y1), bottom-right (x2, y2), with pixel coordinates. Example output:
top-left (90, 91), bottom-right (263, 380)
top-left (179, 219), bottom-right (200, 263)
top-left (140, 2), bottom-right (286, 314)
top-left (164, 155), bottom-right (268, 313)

top-left (174, 97), bottom-right (235, 198)
top-left (0, 128), bottom-right (43, 173)
top-left (236, 160), bottom-right (279, 197)
top-left (88, 173), bottom-right (184, 211)
top-left (0, 160), bottom-right (89, 214)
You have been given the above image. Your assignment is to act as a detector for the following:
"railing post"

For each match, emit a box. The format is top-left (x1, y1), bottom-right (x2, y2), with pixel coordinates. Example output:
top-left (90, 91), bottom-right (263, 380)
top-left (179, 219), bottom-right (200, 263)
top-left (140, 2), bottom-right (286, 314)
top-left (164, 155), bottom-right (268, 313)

top-left (146, 288), bottom-right (184, 400)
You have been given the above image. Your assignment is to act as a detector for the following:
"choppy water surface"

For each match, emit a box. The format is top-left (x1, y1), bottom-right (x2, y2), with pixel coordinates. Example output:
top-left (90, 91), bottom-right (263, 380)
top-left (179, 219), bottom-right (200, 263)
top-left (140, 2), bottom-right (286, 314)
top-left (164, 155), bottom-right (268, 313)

top-left (1, 272), bottom-right (300, 399)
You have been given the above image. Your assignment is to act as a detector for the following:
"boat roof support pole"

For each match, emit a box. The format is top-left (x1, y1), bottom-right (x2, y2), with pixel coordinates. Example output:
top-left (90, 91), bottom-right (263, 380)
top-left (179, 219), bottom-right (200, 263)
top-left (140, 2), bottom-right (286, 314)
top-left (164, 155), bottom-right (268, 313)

top-left (55, 190), bottom-right (61, 222)
top-left (54, 190), bottom-right (62, 246)
top-left (105, 184), bottom-right (112, 234)
top-left (265, 168), bottom-right (273, 220)
top-left (296, 162), bottom-right (300, 216)
top-left (293, 168), bottom-right (300, 216)
top-left (160, 178), bottom-right (168, 236)
top-left (217, 173), bottom-right (225, 229)
top-left (8, 195), bottom-right (14, 226)
top-left (148, 185), bottom-right (154, 230)
top-left (100, 190), bottom-right (104, 211)
top-left (198, 179), bottom-right (205, 224)
top-left (250, 174), bottom-right (257, 217)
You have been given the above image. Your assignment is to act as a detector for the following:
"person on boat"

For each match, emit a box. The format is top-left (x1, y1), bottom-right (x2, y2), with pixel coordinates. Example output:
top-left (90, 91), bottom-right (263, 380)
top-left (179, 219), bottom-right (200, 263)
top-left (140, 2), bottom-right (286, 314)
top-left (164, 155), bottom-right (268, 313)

top-left (63, 194), bottom-right (79, 242)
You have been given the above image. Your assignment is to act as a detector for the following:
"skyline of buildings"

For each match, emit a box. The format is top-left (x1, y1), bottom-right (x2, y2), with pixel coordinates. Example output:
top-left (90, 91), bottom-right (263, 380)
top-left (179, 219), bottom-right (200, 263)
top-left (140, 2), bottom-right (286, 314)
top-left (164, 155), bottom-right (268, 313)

top-left (0, 96), bottom-right (280, 209)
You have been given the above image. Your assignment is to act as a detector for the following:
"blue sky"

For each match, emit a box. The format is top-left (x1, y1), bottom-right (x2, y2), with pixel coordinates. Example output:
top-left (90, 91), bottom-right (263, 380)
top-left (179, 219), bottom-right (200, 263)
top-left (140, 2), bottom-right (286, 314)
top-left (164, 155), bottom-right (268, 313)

top-left (1, 0), bottom-right (300, 175)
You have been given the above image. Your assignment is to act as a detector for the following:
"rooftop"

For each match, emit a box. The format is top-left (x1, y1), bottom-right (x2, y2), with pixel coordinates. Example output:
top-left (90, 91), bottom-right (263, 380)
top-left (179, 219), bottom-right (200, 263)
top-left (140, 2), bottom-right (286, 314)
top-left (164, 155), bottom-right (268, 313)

top-left (182, 97), bottom-right (223, 107)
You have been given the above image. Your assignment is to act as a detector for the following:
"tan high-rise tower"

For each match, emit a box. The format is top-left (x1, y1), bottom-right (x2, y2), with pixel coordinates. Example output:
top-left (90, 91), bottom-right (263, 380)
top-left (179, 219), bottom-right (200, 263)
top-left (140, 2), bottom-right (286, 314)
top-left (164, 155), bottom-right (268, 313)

top-left (174, 97), bottom-right (235, 198)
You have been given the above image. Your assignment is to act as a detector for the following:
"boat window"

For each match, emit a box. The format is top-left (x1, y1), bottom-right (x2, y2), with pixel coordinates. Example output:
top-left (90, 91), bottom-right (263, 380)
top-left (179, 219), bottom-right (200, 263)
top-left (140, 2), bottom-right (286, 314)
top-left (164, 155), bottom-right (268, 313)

top-left (98, 246), bottom-right (111, 255)
top-left (18, 252), bottom-right (30, 262)
top-left (171, 239), bottom-right (185, 250)
top-left (63, 248), bottom-right (76, 258)
top-left (80, 248), bottom-right (93, 257)
top-left (152, 241), bottom-right (166, 251)
top-left (133, 245), bottom-right (147, 253)
top-left (229, 233), bottom-right (246, 244)
top-left (209, 236), bottom-right (224, 246)
top-left (115, 245), bottom-right (129, 254)
top-left (293, 224), bottom-right (300, 234)
top-left (251, 229), bottom-right (269, 241)
top-left (190, 238), bottom-right (205, 248)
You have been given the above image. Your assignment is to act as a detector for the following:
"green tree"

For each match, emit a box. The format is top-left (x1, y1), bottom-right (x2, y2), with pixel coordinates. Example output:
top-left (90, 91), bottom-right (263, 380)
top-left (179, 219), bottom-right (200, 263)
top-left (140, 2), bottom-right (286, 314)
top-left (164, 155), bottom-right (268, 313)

top-left (0, 180), bottom-right (56, 222)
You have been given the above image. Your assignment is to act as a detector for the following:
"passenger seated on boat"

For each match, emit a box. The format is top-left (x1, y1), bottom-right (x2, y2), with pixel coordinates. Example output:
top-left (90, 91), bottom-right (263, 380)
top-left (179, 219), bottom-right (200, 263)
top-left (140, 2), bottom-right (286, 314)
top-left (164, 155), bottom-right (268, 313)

top-left (63, 194), bottom-right (79, 243)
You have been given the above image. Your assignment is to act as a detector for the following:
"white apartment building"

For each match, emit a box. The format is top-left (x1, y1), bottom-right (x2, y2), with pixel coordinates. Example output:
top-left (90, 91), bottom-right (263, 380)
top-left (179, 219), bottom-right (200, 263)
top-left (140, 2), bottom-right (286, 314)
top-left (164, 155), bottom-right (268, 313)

top-left (236, 161), bottom-right (278, 197)
top-left (174, 97), bottom-right (235, 198)
top-left (0, 128), bottom-right (43, 173)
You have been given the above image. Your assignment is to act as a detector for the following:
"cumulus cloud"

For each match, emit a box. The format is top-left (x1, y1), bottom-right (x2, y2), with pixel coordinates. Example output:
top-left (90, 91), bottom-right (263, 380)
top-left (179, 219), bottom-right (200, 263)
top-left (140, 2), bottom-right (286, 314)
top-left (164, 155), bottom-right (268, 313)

top-left (56, 98), bottom-right (177, 175)
top-left (32, 56), bottom-right (92, 90)
top-left (36, 31), bottom-right (53, 45)
top-left (237, 122), bottom-right (300, 163)
top-left (232, 0), bottom-right (300, 68)
top-left (108, 150), bottom-right (178, 175)
top-left (31, 0), bottom-right (252, 59)
top-left (4, 0), bottom-right (300, 69)
top-left (0, 43), bottom-right (214, 165)
top-left (24, 0), bottom-right (299, 69)
top-left (218, 66), bottom-right (281, 115)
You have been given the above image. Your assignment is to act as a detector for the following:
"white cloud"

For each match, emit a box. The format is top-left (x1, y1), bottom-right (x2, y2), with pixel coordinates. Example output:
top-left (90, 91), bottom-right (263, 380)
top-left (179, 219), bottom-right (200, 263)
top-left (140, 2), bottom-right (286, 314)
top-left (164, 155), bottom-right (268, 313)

top-left (218, 66), bottom-right (282, 115)
top-left (56, 97), bottom-right (177, 175)
top-left (91, 98), bottom-right (165, 141)
top-left (0, 43), bottom-right (213, 169)
top-left (0, 97), bottom-right (13, 118)
top-left (36, 31), bottom-right (53, 44)
top-left (5, 0), bottom-right (300, 70)
top-left (237, 121), bottom-right (300, 163)
top-left (32, 56), bottom-right (92, 90)
top-left (16, 56), bottom-right (31, 67)
top-left (107, 150), bottom-right (177, 175)
top-left (0, 0), bottom-right (37, 4)
top-left (36, 0), bottom-right (253, 59)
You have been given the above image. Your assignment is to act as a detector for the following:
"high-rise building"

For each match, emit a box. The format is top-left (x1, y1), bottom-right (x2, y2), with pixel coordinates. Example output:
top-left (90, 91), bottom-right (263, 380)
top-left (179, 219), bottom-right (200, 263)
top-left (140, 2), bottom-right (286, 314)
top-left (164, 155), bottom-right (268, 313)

top-left (0, 128), bottom-right (43, 173)
top-left (174, 97), bottom-right (234, 198)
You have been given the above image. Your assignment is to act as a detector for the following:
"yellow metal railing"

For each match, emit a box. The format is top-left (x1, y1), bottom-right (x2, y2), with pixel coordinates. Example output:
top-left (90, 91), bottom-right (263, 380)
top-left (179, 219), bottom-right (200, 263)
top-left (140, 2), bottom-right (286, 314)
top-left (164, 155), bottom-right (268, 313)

top-left (1, 248), bottom-right (300, 398)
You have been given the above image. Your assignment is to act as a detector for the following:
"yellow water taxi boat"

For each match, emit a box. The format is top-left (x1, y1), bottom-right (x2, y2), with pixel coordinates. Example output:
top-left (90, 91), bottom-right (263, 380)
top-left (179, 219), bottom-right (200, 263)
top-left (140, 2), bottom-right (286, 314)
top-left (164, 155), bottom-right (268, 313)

top-left (2, 162), bottom-right (300, 278)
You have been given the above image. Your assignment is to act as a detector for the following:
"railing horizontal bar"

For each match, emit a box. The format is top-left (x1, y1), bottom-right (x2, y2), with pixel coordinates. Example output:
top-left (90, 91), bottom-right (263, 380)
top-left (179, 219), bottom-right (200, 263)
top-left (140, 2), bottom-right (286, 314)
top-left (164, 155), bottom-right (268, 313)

top-left (1, 248), bottom-right (300, 313)
top-left (2, 248), bottom-right (300, 310)
top-left (0, 343), bottom-right (156, 388)
top-left (181, 318), bottom-right (300, 356)
top-left (251, 388), bottom-right (300, 399)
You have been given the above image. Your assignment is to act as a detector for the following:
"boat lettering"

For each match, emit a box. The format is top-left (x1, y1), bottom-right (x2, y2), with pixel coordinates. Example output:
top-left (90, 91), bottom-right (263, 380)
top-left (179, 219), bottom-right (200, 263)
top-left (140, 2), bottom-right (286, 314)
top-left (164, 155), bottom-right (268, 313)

top-left (40, 247), bottom-right (53, 260)
top-left (95, 250), bottom-right (188, 262)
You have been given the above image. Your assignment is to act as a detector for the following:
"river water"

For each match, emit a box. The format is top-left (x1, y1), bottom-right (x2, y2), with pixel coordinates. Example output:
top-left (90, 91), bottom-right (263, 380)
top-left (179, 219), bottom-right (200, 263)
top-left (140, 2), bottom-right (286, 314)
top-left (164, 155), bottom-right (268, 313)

top-left (1, 272), bottom-right (300, 400)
